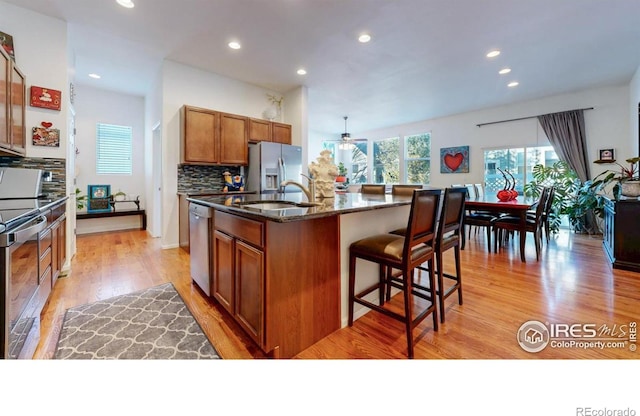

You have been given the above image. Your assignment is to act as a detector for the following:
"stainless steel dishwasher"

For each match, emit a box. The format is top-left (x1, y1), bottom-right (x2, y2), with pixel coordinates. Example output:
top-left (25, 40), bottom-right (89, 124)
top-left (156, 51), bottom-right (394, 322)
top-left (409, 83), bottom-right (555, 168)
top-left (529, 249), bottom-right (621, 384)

top-left (189, 203), bottom-right (213, 296)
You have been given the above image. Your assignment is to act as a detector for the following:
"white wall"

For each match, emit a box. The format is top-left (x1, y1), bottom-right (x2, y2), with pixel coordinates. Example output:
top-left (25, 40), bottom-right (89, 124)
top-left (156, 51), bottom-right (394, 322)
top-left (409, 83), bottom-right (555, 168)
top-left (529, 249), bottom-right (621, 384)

top-left (354, 85), bottom-right (630, 187)
top-left (159, 60), bottom-right (303, 248)
top-left (630, 65), bottom-right (640, 156)
top-left (74, 84), bottom-right (145, 234)
top-left (0, 1), bottom-right (68, 160)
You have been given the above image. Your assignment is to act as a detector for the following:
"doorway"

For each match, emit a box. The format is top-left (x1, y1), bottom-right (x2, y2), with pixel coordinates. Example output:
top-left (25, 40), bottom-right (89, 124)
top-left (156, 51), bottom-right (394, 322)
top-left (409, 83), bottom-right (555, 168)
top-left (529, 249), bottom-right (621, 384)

top-left (152, 123), bottom-right (162, 238)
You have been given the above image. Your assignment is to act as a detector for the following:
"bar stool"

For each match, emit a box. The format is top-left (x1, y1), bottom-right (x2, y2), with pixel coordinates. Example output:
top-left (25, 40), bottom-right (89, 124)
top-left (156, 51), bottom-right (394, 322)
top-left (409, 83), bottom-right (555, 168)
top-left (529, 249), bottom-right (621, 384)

top-left (348, 189), bottom-right (441, 358)
top-left (390, 187), bottom-right (466, 323)
top-left (428, 187), bottom-right (466, 322)
top-left (391, 184), bottom-right (423, 196)
top-left (360, 184), bottom-right (386, 195)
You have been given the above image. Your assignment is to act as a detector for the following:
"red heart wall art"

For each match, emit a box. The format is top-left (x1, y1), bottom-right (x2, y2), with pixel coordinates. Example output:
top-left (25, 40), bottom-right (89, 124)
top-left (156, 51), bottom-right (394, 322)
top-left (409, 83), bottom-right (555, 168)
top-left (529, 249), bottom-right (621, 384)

top-left (41, 121), bottom-right (53, 128)
top-left (444, 152), bottom-right (464, 172)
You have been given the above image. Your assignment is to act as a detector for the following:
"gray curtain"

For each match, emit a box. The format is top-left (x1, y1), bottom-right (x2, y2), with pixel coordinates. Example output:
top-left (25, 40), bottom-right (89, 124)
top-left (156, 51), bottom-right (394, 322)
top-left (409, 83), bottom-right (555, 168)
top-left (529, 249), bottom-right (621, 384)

top-left (537, 109), bottom-right (590, 182)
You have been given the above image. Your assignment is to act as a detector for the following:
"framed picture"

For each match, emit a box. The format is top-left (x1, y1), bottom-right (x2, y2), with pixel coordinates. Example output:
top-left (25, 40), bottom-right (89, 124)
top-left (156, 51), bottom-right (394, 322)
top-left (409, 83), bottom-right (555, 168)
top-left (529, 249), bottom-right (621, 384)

top-left (0, 30), bottom-right (14, 60)
top-left (87, 185), bottom-right (111, 213)
top-left (599, 148), bottom-right (614, 161)
top-left (440, 145), bottom-right (470, 173)
top-left (30, 86), bottom-right (62, 110)
top-left (32, 126), bottom-right (60, 147)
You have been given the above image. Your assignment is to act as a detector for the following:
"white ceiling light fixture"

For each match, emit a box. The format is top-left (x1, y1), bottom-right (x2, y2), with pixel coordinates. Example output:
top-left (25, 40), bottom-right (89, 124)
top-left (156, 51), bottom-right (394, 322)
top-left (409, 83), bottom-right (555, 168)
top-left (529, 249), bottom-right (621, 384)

top-left (486, 50), bottom-right (501, 58)
top-left (358, 34), bottom-right (371, 43)
top-left (228, 41), bottom-right (241, 50)
top-left (508, 81), bottom-right (519, 87)
top-left (499, 68), bottom-right (511, 75)
top-left (297, 68), bottom-right (307, 75)
top-left (116, 0), bottom-right (135, 8)
top-left (89, 73), bottom-right (101, 79)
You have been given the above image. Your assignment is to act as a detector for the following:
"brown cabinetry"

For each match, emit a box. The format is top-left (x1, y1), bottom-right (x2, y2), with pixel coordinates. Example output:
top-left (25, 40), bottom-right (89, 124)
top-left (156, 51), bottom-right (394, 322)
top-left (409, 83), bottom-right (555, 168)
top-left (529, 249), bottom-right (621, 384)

top-left (248, 118), bottom-right (271, 143)
top-left (219, 112), bottom-right (248, 165)
top-left (181, 106), bottom-right (248, 166)
top-left (1, 46), bottom-right (26, 157)
top-left (271, 122), bottom-right (292, 144)
top-left (37, 200), bottom-right (67, 315)
top-left (213, 212), bottom-right (264, 345)
top-left (603, 198), bottom-right (640, 273)
top-left (209, 209), bottom-right (340, 358)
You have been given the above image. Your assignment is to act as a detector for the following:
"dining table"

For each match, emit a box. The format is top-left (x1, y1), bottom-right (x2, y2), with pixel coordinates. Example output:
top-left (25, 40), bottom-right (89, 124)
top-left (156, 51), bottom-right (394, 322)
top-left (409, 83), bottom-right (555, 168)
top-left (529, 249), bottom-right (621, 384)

top-left (465, 194), bottom-right (539, 262)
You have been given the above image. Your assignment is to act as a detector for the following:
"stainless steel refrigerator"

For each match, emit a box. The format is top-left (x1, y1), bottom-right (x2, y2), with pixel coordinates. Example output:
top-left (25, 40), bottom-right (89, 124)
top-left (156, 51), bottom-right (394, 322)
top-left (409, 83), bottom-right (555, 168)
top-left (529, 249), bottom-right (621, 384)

top-left (246, 142), bottom-right (303, 194)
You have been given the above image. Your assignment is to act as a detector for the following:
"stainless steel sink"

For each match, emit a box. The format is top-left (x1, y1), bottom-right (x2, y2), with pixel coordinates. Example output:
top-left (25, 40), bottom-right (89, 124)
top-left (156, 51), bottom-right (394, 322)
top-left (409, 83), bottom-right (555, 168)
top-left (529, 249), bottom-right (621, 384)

top-left (241, 201), bottom-right (298, 210)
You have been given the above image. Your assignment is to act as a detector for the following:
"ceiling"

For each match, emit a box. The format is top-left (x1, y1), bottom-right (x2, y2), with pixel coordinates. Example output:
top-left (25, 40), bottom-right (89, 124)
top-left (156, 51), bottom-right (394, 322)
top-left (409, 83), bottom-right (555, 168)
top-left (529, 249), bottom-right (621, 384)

top-left (5, 0), bottom-right (640, 137)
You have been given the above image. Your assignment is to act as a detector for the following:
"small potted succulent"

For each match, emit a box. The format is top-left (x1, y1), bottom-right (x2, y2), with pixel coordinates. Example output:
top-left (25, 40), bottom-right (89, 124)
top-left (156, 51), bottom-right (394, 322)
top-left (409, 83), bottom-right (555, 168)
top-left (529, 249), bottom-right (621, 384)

top-left (590, 156), bottom-right (640, 199)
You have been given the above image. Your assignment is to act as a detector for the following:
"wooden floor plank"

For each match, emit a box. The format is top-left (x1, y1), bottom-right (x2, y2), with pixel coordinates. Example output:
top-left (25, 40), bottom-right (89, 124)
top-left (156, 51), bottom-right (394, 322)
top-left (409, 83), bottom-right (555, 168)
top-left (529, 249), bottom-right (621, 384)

top-left (35, 228), bottom-right (639, 359)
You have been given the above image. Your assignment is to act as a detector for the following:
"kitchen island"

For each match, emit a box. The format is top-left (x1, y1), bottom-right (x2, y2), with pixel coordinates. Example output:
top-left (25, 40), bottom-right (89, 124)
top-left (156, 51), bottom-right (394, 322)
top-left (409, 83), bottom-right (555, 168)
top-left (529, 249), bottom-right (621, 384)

top-left (187, 192), bottom-right (413, 358)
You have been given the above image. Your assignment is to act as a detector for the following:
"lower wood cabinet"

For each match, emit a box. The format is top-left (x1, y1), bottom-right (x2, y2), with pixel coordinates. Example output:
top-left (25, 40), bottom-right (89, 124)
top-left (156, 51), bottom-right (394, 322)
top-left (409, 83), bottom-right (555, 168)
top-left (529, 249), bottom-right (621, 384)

top-left (213, 213), bottom-right (264, 346)
top-left (210, 209), bottom-right (340, 358)
top-left (603, 197), bottom-right (640, 272)
top-left (37, 200), bottom-right (67, 313)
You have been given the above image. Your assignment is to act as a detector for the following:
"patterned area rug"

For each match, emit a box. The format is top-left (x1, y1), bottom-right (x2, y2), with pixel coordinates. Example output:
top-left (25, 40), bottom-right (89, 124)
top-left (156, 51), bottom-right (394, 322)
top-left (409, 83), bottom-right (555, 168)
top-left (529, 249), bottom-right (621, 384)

top-left (54, 283), bottom-right (220, 359)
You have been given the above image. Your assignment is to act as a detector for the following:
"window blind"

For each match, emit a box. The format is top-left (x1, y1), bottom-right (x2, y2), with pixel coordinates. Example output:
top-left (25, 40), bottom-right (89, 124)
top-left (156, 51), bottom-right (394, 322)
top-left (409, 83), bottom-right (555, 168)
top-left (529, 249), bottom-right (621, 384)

top-left (96, 123), bottom-right (132, 175)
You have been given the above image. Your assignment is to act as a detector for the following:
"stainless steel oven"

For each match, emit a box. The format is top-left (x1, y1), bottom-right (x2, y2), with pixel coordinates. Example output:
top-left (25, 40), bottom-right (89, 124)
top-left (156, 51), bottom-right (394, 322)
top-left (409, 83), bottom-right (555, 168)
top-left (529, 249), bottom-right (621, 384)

top-left (1, 215), bottom-right (47, 359)
top-left (0, 167), bottom-right (49, 359)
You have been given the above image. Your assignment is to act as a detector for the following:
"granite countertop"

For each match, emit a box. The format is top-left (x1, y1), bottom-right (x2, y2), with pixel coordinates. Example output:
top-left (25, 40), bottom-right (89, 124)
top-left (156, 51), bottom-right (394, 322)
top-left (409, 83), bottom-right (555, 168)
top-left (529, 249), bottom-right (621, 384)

top-left (177, 190), bottom-right (256, 196)
top-left (186, 192), bottom-right (413, 222)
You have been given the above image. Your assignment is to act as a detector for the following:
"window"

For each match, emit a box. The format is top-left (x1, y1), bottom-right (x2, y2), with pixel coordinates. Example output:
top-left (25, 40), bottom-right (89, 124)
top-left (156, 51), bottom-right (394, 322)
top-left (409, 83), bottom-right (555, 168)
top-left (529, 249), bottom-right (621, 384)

top-left (373, 136), bottom-right (399, 183)
top-left (484, 145), bottom-right (558, 194)
top-left (321, 141), bottom-right (368, 184)
top-left (96, 123), bottom-right (132, 175)
top-left (404, 132), bottom-right (431, 184)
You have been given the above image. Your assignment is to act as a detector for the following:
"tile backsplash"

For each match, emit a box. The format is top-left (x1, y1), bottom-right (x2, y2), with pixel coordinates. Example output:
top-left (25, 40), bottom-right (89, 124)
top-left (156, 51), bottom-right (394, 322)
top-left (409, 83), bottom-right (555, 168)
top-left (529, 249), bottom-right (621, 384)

top-left (177, 164), bottom-right (241, 192)
top-left (0, 157), bottom-right (67, 199)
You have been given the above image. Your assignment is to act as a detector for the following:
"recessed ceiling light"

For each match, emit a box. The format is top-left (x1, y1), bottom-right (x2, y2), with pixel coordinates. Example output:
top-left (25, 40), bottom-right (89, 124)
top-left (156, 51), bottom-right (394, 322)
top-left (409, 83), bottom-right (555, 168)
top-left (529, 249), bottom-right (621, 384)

top-left (116, 0), bottom-right (135, 8)
top-left (297, 68), bottom-right (307, 75)
top-left (486, 50), bottom-right (501, 58)
top-left (228, 41), bottom-right (241, 50)
top-left (499, 68), bottom-right (511, 75)
top-left (508, 81), bottom-right (519, 87)
top-left (358, 34), bottom-right (371, 43)
top-left (88, 73), bottom-right (101, 79)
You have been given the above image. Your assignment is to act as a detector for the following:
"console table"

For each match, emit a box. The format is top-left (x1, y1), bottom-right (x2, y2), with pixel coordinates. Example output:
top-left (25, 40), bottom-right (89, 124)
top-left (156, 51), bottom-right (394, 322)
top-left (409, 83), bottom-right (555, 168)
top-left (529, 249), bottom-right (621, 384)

top-left (77, 209), bottom-right (147, 230)
top-left (603, 197), bottom-right (640, 272)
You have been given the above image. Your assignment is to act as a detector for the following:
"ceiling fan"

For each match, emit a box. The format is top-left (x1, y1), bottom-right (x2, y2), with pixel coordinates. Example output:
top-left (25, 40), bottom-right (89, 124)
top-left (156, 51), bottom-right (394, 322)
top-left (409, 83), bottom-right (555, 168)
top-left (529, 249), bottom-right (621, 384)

top-left (328, 116), bottom-right (367, 150)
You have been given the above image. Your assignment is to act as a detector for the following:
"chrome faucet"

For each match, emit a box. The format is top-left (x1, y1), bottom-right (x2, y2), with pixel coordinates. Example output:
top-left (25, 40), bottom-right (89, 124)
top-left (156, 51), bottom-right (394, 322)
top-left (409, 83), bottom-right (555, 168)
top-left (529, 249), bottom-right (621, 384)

top-left (281, 174), bottom-right (316, 203)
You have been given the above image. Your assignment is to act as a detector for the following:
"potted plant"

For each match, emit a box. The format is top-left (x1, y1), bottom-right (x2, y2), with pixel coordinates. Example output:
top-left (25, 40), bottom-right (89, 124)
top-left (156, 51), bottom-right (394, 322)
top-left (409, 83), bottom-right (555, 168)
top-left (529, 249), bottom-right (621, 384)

top-left (75, 187), bottom-right (88, 210)
top-left (336, 162), bottom-right (348, 183)
top-left (590, 156), bottom-right (640, 199)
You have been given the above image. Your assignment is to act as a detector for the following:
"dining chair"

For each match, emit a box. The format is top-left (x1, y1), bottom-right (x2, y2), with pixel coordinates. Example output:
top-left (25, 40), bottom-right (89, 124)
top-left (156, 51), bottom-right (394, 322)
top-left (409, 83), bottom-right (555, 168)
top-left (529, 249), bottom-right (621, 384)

top-left (492, 187), bottom-right (550, 261)
top-left (527, 186), bottom-right (556, 244)
top-left (348, 189), bottom-right (441, 358)
top-left (459, 182), bottom-right (494, 252)
top-left (391, 184), bottom-right (423, 196)
top-left (360, 184), bottom-right (386, 195)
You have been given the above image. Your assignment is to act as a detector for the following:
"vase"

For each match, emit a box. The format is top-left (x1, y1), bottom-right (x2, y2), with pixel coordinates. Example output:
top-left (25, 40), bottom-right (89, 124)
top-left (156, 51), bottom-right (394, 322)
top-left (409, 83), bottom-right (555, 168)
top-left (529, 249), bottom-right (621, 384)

top-left (621, 180), bottom-right (640, 197)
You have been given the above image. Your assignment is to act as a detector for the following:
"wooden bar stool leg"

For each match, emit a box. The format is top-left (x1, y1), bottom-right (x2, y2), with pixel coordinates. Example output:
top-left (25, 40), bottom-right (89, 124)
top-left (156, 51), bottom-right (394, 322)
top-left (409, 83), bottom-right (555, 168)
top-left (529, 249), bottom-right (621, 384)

top-left (403, 268), bottom-right (415, 359)
top-left (455, 245), bottom-right (463, 305)
top-left (436, 249), bottom-right (445, 323)
top-left (427, 259), bottom-right (439, 331)
top-left (348, 254), bottom-right (356, 326)
top-left (378, 264), bottom-right (386, 306)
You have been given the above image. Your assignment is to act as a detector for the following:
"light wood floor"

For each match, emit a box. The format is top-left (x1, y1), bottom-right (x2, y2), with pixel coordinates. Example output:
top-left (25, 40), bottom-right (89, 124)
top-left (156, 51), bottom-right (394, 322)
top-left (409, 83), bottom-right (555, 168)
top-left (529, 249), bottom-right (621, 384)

top-left (35, 228), bottom-right (639, 359)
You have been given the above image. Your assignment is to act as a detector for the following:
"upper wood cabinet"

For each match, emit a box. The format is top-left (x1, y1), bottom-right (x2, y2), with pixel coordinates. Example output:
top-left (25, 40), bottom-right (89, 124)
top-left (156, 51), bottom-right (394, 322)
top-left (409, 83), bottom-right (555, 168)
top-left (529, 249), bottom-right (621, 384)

top-left (1, 47), bottom-right (26, 157)
top-left (271, 122), bottom-right (291, 144)
top-left (248, 117), bottom-right (271, 143)
top-left (182, 106), bottom-right (219, 164)
top-left (219, 112), bottom-right (248, 165)
top-left (182, 104), bottom-right (292, 165)
top-left (181, 105), bottom-right (249, 165)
